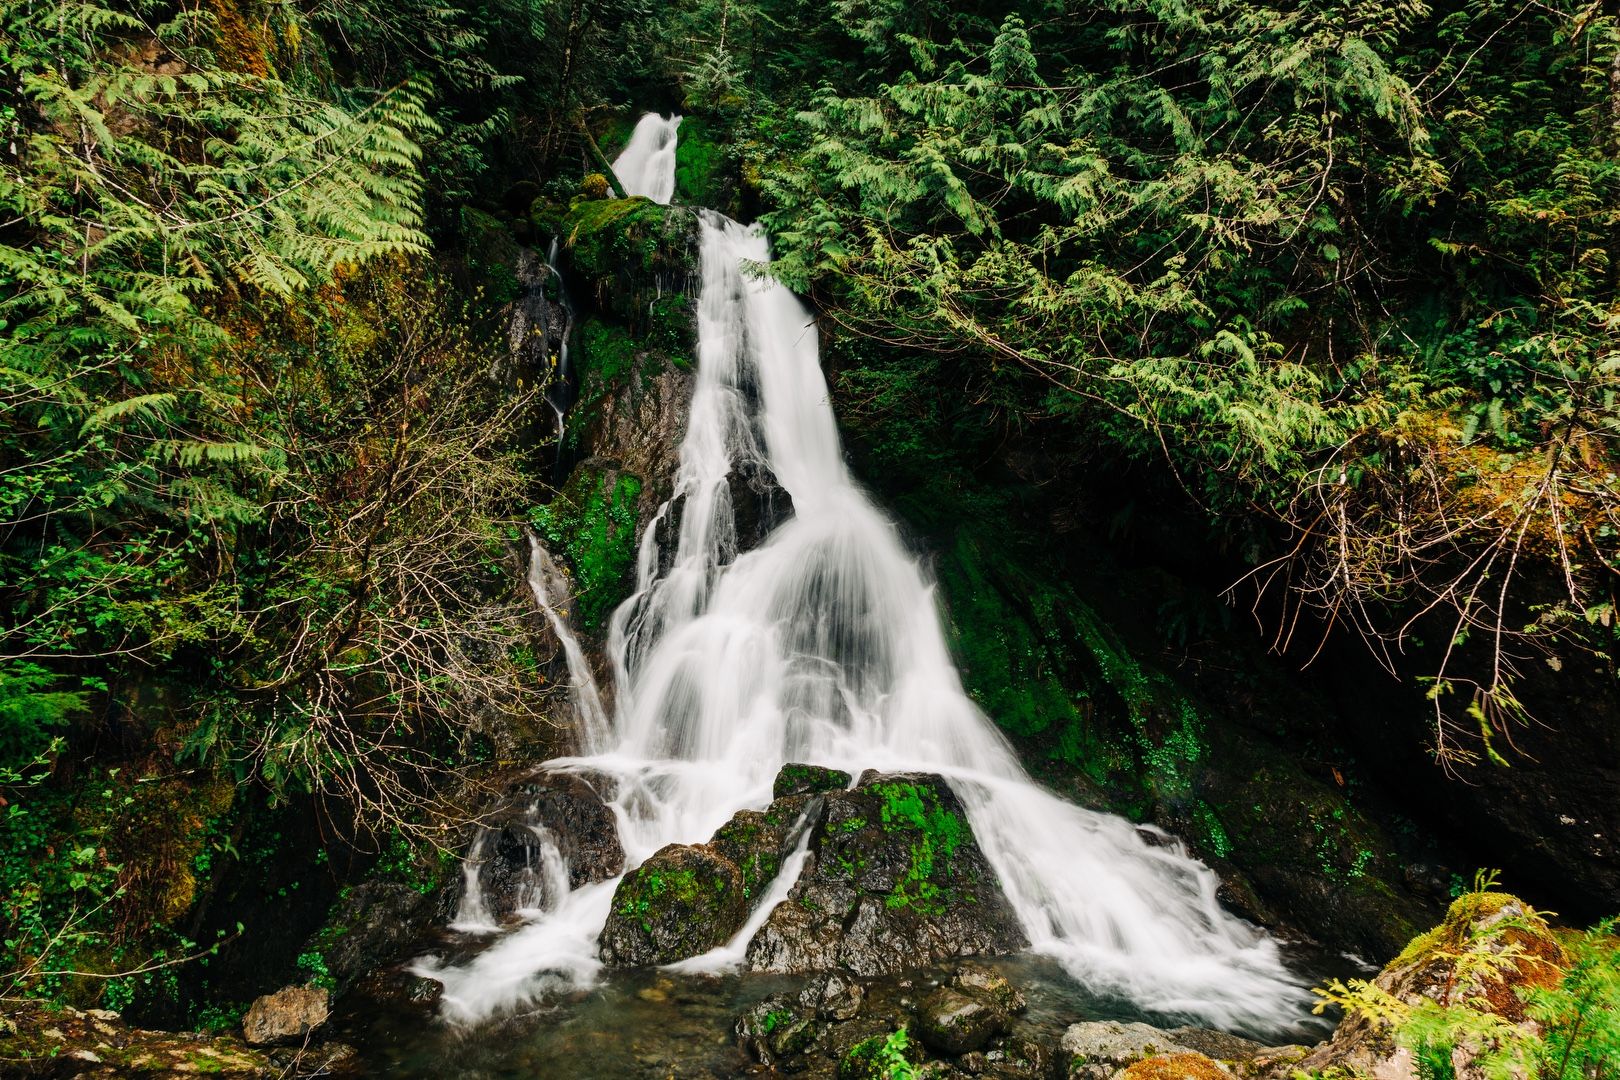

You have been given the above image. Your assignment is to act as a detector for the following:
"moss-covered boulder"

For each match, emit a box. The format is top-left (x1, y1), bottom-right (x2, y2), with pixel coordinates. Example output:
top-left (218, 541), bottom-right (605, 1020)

top-left (557, 197), bottom-right (697, 328)
top-left (914, 986), bottom-right (1007, 1055)
top-left (1060, 1022), bottom-right (1197, 1080)
top-left (1299, 891), bottom-right (1567, 1078)
top-left (598, 843), bottom-right (749, 966)
top-left (745, 771), bottom-right (1026, 976)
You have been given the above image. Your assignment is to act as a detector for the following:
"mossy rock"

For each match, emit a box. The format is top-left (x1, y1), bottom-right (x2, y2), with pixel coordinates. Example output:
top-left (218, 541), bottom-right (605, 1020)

top-left (559, 198), bottom-right (697, 327)
top-left (673, 113), bottom-right (729, 209)
top-left (774, 763), bottom-right (853, 799)
top-left (529, 463), bottom-right (644, 633)
top-left (745, 772), bottom-right (1026, 976)
top-left (599, 843), bottom-right (748, 966)
top-left (1300, 891), bottom-right (1567, 1075)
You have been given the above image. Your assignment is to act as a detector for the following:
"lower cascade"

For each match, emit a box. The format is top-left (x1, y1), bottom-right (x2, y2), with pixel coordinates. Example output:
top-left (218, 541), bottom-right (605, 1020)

top-left (418, 115), bottom-right (1309, 1035)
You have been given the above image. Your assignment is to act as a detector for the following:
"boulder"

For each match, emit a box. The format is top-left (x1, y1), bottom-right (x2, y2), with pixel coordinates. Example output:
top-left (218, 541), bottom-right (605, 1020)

top-left (1298, 890), bottom-right (1567, 1079)
top-left (1060, 1022), bottom-right (1195, 1080)
top-left (241, 986), bottom-right (330, 1048)
top-left (1118, 1053), bottom-right (1230, 1080)
top-left (1161, 1028), bottom-right (1265, 1062)
top-left (599, 842), bottom-right (748, 965)
top-left (915, 987), bottom-right (1007, 1056)
top-left (746, 772), bottom-right (1027, 977)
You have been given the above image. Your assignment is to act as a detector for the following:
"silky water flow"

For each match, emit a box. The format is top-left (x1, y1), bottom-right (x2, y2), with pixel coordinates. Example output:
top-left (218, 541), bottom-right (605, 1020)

top-left (418, 113), bottom-right (1311, 1036)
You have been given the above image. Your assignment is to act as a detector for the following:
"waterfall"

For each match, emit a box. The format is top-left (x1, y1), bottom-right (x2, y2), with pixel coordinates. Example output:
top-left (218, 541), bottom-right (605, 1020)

top-left (422, 115), bottom-right (1308, 1034)
top-left (610, 114), bottom-right (681, 203)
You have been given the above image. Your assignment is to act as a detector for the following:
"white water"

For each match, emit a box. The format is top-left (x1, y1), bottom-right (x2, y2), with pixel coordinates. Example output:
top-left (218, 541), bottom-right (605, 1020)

top-left (524, 532), bottom-right (610, 752)
top-left (423, 117), bottom-right (1309, 1034)
top-left (609, 114), bottom-right (681, 203)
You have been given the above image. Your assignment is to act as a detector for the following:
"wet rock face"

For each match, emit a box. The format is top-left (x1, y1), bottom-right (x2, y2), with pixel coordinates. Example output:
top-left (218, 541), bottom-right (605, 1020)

top-left (477, 770), bottom-right (624, 921)
top-left (599, 842), bottom-right (749, 966)
top-left (775, 763), bottom-right (854, 799)
top-left (242, 986), bottom-right (330, 1048)
top-left (735, 994), bottom-right (820, 1067)
top-left (746, 771), bottom-right (1027, 977)
top-left (710, 795), bottom-right (815, 907)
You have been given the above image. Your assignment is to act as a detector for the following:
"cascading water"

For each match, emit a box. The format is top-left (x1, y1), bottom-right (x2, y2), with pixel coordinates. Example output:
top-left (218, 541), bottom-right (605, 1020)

top-left (422, 115), bottom-right (1310, 1034)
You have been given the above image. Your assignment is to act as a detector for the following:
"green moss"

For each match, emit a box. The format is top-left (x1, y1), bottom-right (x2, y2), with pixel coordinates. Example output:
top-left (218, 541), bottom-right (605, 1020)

top-left (673, 115), bottom-right (725, 206)
top-left (530, 469), bottom-right (643, 631)
top-left (872, 782), bottom-right (966, 914)
top-left (1394, 891), bottom-right (1520, 969)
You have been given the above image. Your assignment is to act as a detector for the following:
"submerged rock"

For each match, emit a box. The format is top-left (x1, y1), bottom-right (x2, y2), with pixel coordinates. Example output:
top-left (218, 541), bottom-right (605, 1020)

top-left (242, 985), bottom-right (330, 1047)
top-left (735, 995), bottom-right (819, 1066)
top-left (1060, 1021), bottom-right (1195, 1080)
top-left (952, 963), bottom-right (1026, 1014)
top-left (746, 772), bottom-right (1026, 977)
top-left (1298, 890), bottom-right (1566, 1079)
top-left (599, 842), bottom-right (748, 965)
top-left (914, 987), bottom-right (1007, 1055)
top-left (799, 971), bottom-right (866, 1021)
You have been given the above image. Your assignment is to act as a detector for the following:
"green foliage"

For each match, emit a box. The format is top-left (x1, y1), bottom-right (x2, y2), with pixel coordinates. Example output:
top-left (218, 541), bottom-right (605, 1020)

top-left (745, 0), bottom-right (1620, 760)
top-left (841, 1027), bottom-right (919, 1080)
top-left (1318, 882), bottom-right (1620, 1080)
top-left (530, 471), bottom-right (644, 631)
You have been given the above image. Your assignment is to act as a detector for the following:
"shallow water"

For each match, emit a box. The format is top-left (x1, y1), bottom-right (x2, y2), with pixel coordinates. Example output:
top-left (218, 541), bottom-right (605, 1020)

top-left (345, 949), bottom-right (1337, 1079)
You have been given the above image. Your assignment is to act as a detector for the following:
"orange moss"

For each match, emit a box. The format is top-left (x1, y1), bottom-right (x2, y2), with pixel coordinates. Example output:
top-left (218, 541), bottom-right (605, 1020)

top-left (1121, 1053), bottom-right (1229, 1080)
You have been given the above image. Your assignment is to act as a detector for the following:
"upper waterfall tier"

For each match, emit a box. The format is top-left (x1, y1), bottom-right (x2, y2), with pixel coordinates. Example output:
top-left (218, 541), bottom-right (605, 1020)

top-left (611, 114), bottom-right (682, 204)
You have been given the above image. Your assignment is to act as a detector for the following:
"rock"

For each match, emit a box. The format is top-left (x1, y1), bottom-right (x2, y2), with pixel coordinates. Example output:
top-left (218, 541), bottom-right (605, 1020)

top-left (735, 995), bottom-right (818, 1066)
top-left (1298, 891), bottom-right (1567, 1079)
top-left (986, 1034), bottom-right (1051, 1077)
top-left (304, 880), bottom-right (444, 993)
top-left (1118, 1052), bottom-right (1230, 1080)
top-left (952, 963), bottom-right (1026, 1014)
top-left (1163, 1028), bottom-right (1267, 1062)
top-left (242, 985), bottom-right (330, 1047)
top-left (799, 972), bottom-right (866, 1021)
top-left (915, 987), bottom-right (1007, 1056)
top-left (1060, 1022), bottom-right (1195, 1080)
top-left (477, 770), bottom-right (625, 920)
top-left (746, 772), bottom-right (1027, 977)
top-left (775, 763), bottom-right (853, 799)
top-left (599, 842), bottom-right (748, 965)
top-left (709, 795), bottom-right (814, 907)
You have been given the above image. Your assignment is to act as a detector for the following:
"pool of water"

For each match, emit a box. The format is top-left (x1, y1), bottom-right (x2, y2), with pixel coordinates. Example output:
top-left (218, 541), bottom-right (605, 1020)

top-left (337, 943), bottom-right (1342, 1079)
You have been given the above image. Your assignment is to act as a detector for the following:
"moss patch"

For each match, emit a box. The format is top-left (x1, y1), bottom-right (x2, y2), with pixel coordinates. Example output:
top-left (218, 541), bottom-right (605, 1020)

top-left (530, 467), bottom-right (643, 632)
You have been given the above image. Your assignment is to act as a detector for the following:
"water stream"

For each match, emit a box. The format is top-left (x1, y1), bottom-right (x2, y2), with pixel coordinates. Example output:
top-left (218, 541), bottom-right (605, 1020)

top-left (420, 113), bottom-right (1312, 1037)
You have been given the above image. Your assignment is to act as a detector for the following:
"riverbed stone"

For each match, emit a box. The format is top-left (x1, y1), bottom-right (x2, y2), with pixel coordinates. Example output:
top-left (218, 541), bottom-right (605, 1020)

top-left (241, 985), bottom-right (330, 1047)
top-left (1060, 1022), bottom-right (1195, 1080)
top-left (745, 772), bottom-right (1026, 977)
top-left (952, 963), bottom-right (1026, 1014)
top-left (915, 987), bottom-right (1007, 1055)
top-left (799, 971), bottom-right (866, 1020)
top-left (735, 995), bottom-right (819, 1066)
top-left (599, 842), bottom-right (748, 966)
